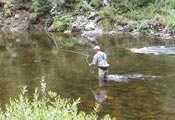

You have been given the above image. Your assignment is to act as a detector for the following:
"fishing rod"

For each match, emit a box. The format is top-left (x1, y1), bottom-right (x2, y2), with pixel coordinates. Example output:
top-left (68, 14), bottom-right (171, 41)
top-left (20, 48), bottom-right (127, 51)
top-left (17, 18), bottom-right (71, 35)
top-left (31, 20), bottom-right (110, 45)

top-left (44, 27), bottom-right (97, 73)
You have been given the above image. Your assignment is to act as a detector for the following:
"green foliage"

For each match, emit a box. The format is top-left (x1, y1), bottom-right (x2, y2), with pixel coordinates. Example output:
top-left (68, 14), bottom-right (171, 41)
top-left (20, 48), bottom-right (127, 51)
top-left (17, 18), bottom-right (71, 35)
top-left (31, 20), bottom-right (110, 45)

top-left (165, 16), bottom-right (175, 31)
top-left (32, 0), bottom-right (52, 15)
top-left (29, 13), bottom-right (38, 23)
top-left (131, 22), bottom-right (151, 35)
top-left (0, 77), bottom-right (115, 120)
top-left (129, 0), bottom-right (155, 7)
top-left (118, 0), bottom-right (175, 32)
top-left (90, 0), bottom-right (103, 8)
top-left (50, 0), bottom-right (82, 13)
top-left (98, 6), bottom-right (117, 30)
top-left (77, 0), bottom-right (93, 12)
top-left (154, 0), bottom-right (175, 8)
top-left (99, 19), bottom-right (113, 31)
top-left (10, 0), bottom-right (175, 34)
top-left (124, 5), bottom-right (156, 21)
top-left (53, 12), bottom-right (73, 32)
top-left (148, 0), bottom-right (175, 30)
top-left (98, 6), bottom-right (116, 18)
top-left (111, 0), bottom-right (155, 14)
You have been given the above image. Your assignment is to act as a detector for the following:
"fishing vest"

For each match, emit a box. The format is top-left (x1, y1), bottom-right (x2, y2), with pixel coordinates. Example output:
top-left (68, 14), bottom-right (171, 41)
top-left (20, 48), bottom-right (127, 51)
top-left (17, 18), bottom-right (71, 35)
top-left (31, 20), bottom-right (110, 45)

top-left (97, 53), bottom-right (110, 70)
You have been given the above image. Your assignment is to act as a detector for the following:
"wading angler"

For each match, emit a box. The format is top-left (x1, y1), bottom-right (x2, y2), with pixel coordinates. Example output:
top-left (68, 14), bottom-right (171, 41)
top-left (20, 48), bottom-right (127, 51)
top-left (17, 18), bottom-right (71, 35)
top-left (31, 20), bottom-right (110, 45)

top-left (89, 46), bottom-right (110, 82)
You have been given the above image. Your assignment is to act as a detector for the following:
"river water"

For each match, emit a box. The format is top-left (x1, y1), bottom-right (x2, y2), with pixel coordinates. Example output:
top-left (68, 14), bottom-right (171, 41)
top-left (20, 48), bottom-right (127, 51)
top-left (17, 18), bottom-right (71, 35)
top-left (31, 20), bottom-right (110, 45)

top-left (1, 31), bottom-right (175, 119)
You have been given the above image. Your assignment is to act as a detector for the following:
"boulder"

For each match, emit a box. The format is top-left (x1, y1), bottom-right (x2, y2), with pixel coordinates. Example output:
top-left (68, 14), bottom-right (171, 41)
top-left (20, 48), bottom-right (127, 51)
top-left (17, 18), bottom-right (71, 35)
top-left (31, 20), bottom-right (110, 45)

top-left (10, 17), bottom-right (29, 31)
top-left (84, 22), bottom-right (95, 31)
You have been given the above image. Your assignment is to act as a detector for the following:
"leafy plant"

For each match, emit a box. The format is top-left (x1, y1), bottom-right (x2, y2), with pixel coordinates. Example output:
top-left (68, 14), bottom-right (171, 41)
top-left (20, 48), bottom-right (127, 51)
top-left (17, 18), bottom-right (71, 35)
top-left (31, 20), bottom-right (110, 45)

top-left (32, 0), bottom-right (52, 15)
top-left (52, 12), bottom-right (73, 32)
top-left (50, 0), bottom-right (81, 11)
top-left (76, 0), bottom-right (93, 12)
top-left (131, 22), bottom-right (151, 35)
top-left (98, 6), bottom-right (117, 30)
top-left (89, 0), bottom-right (103, 8)
top-left (0, 76), bottom-right (115, 120)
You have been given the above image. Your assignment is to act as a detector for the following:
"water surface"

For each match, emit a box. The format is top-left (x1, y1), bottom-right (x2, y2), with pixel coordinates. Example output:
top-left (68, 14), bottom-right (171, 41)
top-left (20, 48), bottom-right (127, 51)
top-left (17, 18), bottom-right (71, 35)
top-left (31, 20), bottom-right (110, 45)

top-left (0, 31), bottom-right (175, 119)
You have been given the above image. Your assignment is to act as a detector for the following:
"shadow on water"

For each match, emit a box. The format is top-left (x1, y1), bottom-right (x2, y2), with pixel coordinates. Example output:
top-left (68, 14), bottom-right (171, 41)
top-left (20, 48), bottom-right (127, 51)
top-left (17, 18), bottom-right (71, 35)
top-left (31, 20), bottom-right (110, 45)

top-left (1, 31), bottom-right (175, 119)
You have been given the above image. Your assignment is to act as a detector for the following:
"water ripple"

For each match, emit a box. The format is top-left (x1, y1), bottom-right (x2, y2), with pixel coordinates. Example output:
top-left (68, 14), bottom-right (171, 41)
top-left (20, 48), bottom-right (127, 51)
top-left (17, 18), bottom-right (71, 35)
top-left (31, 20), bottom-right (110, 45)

top-left (130, 46), bottom-right (175, 55)
top-left (107, 73), bottom-right (162, 82)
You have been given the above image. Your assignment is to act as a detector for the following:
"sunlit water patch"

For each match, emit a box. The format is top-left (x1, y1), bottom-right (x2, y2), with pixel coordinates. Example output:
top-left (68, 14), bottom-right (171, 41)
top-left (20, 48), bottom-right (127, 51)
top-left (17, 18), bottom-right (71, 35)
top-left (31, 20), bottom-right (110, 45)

top-left (107, 74), bottom-right (162, 82)
top-left (130, 46), bottom-right (175, 55)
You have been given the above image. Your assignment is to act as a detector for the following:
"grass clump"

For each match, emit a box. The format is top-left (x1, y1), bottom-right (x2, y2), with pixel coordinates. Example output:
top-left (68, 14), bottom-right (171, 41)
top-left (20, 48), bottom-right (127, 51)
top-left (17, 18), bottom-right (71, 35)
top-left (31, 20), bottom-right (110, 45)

top-left (0, 77), bottom-right (115, 120)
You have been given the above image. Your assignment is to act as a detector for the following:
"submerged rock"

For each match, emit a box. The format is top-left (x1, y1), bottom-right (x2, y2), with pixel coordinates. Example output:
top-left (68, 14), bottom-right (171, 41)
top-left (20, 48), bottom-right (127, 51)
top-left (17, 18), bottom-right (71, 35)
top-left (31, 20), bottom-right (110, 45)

top-left (107, 74), bottom-right (128, 82)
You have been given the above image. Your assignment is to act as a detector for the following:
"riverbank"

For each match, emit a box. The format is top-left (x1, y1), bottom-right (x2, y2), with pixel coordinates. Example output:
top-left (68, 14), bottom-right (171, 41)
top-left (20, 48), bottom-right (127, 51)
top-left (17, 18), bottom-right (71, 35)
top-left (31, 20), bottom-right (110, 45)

top-left (1, 0), bottom-right (175, 41)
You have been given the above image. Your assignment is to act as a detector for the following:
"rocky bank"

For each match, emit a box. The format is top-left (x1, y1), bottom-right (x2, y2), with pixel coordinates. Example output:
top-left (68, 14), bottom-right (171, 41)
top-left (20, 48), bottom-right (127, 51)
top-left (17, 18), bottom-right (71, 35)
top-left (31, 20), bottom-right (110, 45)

top-left (1, 1), bottom-right (175, 42)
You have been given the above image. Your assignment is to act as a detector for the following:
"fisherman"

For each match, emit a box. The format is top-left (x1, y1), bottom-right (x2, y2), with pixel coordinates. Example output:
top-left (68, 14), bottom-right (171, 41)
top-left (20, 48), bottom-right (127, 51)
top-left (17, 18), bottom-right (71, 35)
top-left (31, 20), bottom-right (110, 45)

top-left (89, 46), bottom-right (110, 81)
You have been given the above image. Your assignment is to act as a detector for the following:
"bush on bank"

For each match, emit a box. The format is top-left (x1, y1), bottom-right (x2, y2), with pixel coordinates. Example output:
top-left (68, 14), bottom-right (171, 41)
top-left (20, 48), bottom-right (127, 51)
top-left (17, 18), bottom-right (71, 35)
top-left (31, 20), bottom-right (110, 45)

top-left (0, 77), bottom-right (115, 120)
top-left (9, 0), bottom-right (175, 34)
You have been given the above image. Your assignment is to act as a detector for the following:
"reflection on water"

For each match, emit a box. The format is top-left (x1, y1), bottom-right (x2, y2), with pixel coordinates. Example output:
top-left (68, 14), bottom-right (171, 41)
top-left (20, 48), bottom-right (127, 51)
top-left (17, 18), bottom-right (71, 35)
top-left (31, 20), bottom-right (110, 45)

top-left (90, 80), bottom-right (108, 103)
top-left (1, 32), bottom-right (175, 119)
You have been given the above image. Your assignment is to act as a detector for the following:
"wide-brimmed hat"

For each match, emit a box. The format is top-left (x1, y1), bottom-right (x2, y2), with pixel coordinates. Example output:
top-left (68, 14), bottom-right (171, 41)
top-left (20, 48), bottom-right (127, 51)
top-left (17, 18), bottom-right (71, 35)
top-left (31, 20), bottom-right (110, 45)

top-left (93, 46), bottom-right (100, 50)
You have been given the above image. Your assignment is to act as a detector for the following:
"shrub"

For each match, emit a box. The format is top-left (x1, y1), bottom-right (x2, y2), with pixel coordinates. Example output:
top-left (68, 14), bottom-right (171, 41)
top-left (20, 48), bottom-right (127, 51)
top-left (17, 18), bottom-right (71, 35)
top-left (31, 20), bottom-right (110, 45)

top-left (76, 0), bottom-right (93, 12)
top-left (52, 12), bottom-right (74, 32)
top-left (0, 77), bottom-right (115, 120)
top-left (32, 0), bottom-right (52, 16)
top-left (131, 21), bottom-right (151, 35)
top-left (98, 6), bottom-right (117, 30)
top-left (90, 0), bottom-right (103, 8)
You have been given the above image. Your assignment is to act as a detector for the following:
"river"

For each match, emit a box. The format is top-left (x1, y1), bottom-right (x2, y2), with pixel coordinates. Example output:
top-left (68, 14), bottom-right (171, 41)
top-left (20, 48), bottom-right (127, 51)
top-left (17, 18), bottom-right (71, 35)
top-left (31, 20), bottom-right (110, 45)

top-left (0, 31), bottom-right (175, 119)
